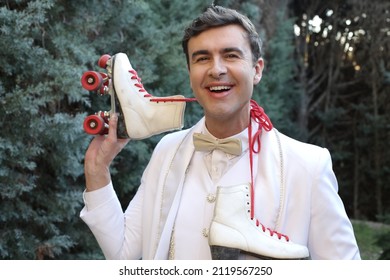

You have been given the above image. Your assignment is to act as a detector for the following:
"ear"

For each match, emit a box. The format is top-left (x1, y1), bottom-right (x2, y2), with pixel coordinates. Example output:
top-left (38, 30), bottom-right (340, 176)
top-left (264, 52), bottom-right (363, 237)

top-left (253, 58), bottom-right (264, 85)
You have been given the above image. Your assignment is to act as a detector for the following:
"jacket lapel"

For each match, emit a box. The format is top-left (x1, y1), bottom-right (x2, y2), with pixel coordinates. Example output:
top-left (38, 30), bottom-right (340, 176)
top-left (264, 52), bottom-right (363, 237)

top-left (255, 128), bottom-right (285, 231)
top-left (153, 118), bottom-right (204, 259)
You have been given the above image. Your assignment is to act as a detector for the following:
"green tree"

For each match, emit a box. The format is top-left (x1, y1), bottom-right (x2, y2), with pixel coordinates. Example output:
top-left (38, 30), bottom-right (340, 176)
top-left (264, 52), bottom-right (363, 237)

top-left (253, 0), bottom-right (301, 139)
top-left (0, 0), bottom-right (95, 259)
top-left (0, 0), bottom-right (211, 259)
top-left (290, 0), bottom-right (390, 221)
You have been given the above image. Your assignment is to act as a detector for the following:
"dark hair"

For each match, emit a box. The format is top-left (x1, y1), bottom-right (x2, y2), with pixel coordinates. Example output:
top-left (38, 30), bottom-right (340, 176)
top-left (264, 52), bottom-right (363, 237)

top-left (182, 5), bottom-right (262, 66)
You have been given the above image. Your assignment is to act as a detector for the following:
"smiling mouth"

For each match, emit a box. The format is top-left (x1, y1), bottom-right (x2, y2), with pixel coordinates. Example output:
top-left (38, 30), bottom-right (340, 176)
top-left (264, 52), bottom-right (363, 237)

top-left (208, 85), bottom-right (232, 93)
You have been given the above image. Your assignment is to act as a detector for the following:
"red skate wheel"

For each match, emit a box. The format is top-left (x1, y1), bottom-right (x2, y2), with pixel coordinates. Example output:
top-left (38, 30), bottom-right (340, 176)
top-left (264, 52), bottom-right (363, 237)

top-left (83, 115), bottom-right (106, 135)
top-left (98, 54), bottom-right (111, 69)
top-left (81, 71), bottom-right (103, 92)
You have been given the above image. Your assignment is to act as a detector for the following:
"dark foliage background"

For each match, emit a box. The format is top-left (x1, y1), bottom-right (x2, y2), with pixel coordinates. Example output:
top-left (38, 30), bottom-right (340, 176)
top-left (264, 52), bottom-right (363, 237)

top-left (0, 0), bottom-right (388, 259)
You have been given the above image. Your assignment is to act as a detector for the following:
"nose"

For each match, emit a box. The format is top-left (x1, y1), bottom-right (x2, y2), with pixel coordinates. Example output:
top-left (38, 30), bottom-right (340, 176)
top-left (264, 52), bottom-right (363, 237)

top-left (208, 58), bottom-right (227, 79)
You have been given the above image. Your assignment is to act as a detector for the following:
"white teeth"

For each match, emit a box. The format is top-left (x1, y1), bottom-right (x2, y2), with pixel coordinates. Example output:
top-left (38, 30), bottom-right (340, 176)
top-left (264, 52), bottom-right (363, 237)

top-left (209, 86), bottom-right (231, 91)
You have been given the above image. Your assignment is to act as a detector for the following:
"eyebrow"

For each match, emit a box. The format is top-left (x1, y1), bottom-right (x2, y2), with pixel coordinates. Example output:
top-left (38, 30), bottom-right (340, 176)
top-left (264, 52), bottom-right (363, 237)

top-left (191, 50), bottom-right (209, 60)
top-left (191, 47), bottom-right (245, 61)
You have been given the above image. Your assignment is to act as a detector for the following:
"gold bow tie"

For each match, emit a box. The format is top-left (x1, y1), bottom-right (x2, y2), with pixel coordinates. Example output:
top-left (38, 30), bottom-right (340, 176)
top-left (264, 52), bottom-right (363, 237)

top-left (193, 133), bottom-right (242, 156)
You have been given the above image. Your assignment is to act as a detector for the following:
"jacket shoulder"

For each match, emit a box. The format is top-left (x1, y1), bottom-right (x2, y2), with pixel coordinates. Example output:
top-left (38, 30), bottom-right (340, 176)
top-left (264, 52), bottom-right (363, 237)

top-left (276, 130), bottom-right (332, 167)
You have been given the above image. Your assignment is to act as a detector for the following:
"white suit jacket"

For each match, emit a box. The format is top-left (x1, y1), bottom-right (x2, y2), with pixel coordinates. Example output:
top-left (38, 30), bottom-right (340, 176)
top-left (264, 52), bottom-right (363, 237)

top-left (80, 117), bottom-right (360, 260)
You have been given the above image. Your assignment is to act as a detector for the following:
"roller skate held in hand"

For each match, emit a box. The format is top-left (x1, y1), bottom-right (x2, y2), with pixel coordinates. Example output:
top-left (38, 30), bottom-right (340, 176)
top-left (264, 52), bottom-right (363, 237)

top-left (81, 53), bottom-right (194, 139)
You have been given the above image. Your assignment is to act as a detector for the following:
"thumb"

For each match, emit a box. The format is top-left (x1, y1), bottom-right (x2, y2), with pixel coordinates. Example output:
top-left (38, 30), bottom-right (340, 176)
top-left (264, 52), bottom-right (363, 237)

top-left (108, 112), bottom-right (119, 139)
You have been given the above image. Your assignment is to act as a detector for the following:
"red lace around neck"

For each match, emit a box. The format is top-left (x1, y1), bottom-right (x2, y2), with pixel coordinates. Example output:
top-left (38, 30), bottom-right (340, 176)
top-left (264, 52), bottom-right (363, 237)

top-left (248, 99), bottom-right (273, 217)
top-left (247, 100), bottom-right (289, 241)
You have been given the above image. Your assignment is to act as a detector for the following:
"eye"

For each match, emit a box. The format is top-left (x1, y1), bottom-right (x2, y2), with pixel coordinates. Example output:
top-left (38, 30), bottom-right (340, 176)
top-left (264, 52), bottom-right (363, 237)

top-left (226, 53), bottom-right (240, 59)
top-left (195, 56), bottom-right (209, 63)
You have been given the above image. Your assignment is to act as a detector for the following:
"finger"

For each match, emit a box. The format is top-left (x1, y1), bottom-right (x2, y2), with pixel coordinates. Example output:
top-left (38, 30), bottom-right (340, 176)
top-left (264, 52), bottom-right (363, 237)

top-left (107, 112), bottom-right (119, 140)
top-left (107, 113), bottom-right (130, 149)
top-left (109, 113), bottom-right (130, 145)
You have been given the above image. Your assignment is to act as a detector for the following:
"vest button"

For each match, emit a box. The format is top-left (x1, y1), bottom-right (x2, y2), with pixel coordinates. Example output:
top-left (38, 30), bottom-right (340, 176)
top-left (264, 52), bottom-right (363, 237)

top-left (206, 193), bottom-right (216, 203)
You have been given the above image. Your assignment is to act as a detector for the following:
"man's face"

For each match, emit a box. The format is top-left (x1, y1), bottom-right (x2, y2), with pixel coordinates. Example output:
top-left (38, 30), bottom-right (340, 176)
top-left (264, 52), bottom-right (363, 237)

top-left (187, 24), bottom-right (263, 134)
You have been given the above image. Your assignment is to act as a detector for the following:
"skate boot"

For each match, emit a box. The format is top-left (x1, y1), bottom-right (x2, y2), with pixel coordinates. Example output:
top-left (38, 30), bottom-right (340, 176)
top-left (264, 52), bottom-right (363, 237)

top-left (209, 184), bottom-right (309, 259)
top-left (81, 53), bottom-right (188, 139)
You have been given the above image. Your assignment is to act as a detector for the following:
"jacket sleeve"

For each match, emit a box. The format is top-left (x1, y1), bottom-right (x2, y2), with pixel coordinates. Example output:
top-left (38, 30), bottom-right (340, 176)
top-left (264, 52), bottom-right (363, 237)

top-left (79, 131), bottom-right (182, 260)
top-left (80, 181), bottom-right (144, 260)
top-left (308, 148), bottom-right (361, 259)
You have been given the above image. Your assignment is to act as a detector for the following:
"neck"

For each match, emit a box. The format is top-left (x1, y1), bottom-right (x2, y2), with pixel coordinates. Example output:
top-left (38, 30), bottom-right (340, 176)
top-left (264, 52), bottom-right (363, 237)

top-left (205, 115), bottom-right (250, 139)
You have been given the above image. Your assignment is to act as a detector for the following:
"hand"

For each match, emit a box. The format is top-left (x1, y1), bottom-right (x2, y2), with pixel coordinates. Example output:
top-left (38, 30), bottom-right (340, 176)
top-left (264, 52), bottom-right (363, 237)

top-left (84, 113), bottom-right (130, 191)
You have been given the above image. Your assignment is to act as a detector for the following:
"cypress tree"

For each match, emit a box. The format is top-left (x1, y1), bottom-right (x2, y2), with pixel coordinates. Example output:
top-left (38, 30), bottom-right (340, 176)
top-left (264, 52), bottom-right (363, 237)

top-left (0, 0), bottom-right (210, 259)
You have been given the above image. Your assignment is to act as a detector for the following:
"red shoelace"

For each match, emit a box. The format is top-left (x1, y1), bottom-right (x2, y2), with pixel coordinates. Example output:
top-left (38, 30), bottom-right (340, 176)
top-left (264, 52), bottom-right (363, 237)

top-left (248, 100), bottom-right (289, 241)
top-left (128, 69), bottom-right (197, 102)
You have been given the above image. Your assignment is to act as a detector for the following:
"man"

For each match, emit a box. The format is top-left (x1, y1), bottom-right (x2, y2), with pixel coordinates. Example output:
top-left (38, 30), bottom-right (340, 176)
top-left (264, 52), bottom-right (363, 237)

top-left (80, 5), bottom-right (360, 260)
